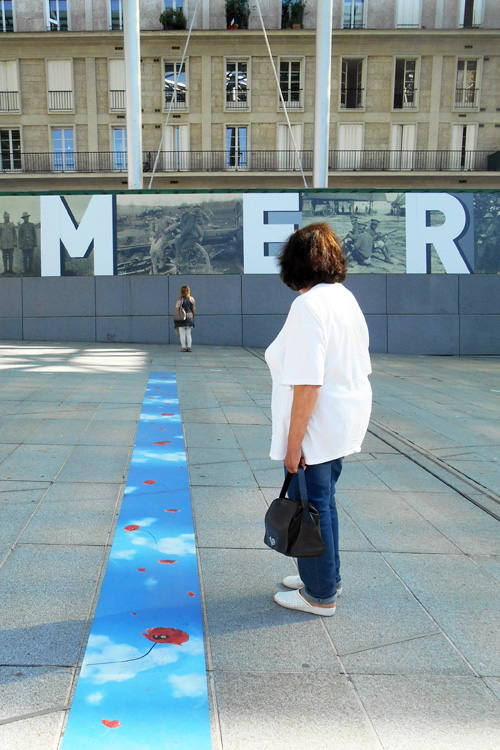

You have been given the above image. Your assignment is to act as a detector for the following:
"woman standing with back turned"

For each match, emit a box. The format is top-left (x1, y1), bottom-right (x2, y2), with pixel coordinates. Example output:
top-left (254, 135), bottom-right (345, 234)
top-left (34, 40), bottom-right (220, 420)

top-left (265, 223), bottom-right (372, 616)
top-left (174, 285), bottom-right (196, 352)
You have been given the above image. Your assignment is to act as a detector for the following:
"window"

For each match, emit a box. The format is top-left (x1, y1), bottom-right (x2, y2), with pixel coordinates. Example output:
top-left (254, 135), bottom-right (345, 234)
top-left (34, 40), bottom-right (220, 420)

top-left (393, 59), bottom-right (417, 109)
top-left (163, 125), bottom-right (189, 171)
top-left (226, 60), bottom-right (248, 109)
top-left (47, 0), bottom-right (68, 31)
top-left (277, 124), bottom-right (302, 170)
top-left (343, 0), bottom-right (365, 29)
top-left (110, 0), bottom-right (123, 30)
top-left (47, 60), bottom-right (73, 111)
top-left (52, 127), bottom-right (74, 171)
top-left (109, 59), bottom-right (125, 111)
top-left (390, 124), bottom-right (416, 169)
top-left (0, 128), bottom-right (20, 170)
top-left (0, 1), bottom-right (14, 32)
top-left (460, 0), bottom-right (483, 28)
top-left (112, 127), bottom-right (127, 170)
top-left (396, 0), bottom-right (421, 28)
top-left (279, 60), bottom-right (302, 109)
top-left (455, 59), bottom-right (478, 108)
top-left (450, 123), bottom-right (477, 170)
top-left (0, 61), bottom-right (19, 112)
top-left (164, 61), bottom-right (187, 110)
top-left (337, 123), bottom-right (363, 169)
top-left (226, 126), bottom-right (247, 170)
top-left (341, 59), bottom-right (364, 109)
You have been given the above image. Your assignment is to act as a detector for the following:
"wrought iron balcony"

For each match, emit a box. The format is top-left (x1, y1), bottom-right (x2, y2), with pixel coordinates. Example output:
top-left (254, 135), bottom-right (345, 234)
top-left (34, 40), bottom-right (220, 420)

top-left (225, 90), bottom-right (249, 109)
top-left (164, 91), bottom-right (187, 110)
top-left (48, 90), bottom-right (73, 111)
top-left (454, 87), bottom-right (479, 108)
top-left (0, 149), bottom-right (493, 175)
top-left (279, 89), bottom-right (303, 109)
top-left (0, 91), bottom-right (19, 112)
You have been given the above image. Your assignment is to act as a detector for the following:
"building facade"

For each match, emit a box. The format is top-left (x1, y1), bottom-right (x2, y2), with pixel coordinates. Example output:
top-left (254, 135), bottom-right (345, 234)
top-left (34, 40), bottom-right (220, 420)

top-left (1, 0), bottom-right (500, 190)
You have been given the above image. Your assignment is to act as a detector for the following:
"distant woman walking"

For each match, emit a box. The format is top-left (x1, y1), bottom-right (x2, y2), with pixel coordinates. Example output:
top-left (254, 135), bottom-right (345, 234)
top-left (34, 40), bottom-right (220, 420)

top-left (174, 285), bottom-right (196, 352)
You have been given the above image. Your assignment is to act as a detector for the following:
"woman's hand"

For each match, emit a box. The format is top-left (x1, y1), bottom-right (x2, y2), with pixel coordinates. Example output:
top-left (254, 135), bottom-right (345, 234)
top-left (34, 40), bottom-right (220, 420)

top-left (284, 447), bottom-right (305, 474)
top-left (285, 384), bottom-right (321, 474)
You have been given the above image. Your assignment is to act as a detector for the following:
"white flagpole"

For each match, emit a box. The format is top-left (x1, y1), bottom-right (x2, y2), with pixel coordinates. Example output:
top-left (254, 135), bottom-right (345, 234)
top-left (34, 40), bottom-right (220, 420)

top-left (123, 0), bottom-right (143, 189)
top-left (313, 0), bottom-right (334, 188)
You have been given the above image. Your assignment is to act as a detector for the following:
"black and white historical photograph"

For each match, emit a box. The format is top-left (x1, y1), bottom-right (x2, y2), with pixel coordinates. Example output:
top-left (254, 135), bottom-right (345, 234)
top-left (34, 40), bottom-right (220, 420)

top-left (115, 193), bottom-right (244, 275)
top-left (474, 193), bottom-right (500, 274)
top-left (0, 196), bottom-right (41, 277)
top-left (301, 191), bottom-right (407, 273)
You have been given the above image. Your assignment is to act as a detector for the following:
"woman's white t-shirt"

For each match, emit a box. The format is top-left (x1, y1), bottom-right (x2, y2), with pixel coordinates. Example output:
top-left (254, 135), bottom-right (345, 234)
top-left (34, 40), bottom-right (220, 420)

top-left (265, 283), bottom-right (372, 465)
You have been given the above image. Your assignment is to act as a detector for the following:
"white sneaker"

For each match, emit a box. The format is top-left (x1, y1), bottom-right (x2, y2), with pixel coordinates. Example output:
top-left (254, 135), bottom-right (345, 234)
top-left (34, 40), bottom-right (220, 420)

top-left (282, 574), bottom-right (342, 597)
top-left (274, 589), bottom-right (336, 617)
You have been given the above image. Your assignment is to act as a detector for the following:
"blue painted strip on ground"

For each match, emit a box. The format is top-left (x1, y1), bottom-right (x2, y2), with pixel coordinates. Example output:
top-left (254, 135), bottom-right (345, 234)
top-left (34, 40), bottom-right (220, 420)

top-left (61, 373), bottom-right (212, 750)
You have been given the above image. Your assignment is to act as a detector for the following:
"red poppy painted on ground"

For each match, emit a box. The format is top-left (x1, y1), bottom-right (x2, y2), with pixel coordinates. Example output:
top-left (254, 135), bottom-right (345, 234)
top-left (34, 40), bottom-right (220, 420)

top-left (142, 627), bottom-right (189, 645)
top-left (143, 480), bottom-right (156, 485)
top-left (160, 413), bottom-right (175, 416)
top-left (188, 591), bottom-right (195, 597)
top-left (164, 509), bottom-right (180, 513)
top-left (138, 568), bottom-right (146, 572)
top-left (102, 720), bottom-right (120, 729)
top-left (125, 524), bottom-right (140, 532)
top-left (158, 560), bottom-right (177, 564)
top-left (154, 441), bottom-right (171, 445)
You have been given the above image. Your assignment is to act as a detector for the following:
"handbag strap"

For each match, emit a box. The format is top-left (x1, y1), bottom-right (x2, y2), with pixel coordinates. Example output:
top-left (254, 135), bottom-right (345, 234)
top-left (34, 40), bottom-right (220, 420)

top-left (280, 467), bottom-right (309, 511)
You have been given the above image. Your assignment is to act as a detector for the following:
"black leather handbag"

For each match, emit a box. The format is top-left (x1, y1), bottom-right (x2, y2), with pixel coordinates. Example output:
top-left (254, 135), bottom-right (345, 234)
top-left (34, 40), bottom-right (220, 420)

top-left (264, 467), bottom-right (325, 558)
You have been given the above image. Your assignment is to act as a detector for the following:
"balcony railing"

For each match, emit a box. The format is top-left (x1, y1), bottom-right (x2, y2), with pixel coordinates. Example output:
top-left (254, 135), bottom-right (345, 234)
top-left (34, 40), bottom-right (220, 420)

top-left (109, 89), bottom-right (126, 110)
top-left (225, 90), bottom-right (249, 108)
top-left (0, 150), bottom-right (492, 174)
top-left (454, 87), bottom-right (478, 108)
top-left (0, 90), bottom-right (20, 112)
top-left (48, 90), bottom-right (73, 111)
top-left (279, 89), bottom-right (302, 109)
top-left (164, 92), bottom-right (187, 110)
top-left (340, 87), bottom-right (364, 109)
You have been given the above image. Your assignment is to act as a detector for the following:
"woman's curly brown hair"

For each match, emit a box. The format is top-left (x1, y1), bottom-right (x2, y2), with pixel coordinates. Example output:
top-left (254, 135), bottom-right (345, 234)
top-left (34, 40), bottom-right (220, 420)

top-left (278, 222), bottom-right (347, 291)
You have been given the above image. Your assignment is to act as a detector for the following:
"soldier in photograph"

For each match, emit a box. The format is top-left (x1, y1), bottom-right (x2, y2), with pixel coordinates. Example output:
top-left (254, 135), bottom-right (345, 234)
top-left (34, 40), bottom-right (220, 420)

top-left (366, 218), bottom-right (394, 264)
top-left (18, 211), bottom-right (37, 274)
top-left (342, 216), bottom-right (372, 266)
top-left (0, 211), bottom-right (17, 275)
top-left (174, 204), bottom-right (212, 271)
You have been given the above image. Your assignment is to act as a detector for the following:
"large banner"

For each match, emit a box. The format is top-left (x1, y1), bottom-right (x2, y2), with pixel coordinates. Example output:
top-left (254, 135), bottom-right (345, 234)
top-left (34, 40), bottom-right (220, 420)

top-left (0, 191), bottom-right (499, 277)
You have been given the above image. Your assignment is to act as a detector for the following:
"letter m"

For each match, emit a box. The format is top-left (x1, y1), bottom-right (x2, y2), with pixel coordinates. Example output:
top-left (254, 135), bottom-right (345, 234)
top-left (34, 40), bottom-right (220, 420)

top-left (41, 195), bottom-right (115, 277)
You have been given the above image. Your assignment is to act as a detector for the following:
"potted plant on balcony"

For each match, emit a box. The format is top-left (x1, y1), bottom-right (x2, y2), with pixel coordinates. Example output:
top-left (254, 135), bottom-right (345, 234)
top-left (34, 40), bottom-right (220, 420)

top-left (282, 0), bottom-right (306, 29)
top-left (160, 8), bottom-right (187, 30)
top-left (226, 0), bottom-right (249, 29)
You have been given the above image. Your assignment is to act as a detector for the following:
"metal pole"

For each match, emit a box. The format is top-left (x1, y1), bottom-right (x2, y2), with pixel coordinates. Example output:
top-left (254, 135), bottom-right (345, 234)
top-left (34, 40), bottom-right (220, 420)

top-left (123, 0), bottom-right (143, 189)
top-left (313, 0), bottom-right (334, 188)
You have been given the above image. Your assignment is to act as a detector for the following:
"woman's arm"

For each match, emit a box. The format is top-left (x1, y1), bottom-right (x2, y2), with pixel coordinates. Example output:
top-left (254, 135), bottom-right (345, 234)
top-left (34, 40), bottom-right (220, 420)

top-left (284, 384), bottom-right (321, 473)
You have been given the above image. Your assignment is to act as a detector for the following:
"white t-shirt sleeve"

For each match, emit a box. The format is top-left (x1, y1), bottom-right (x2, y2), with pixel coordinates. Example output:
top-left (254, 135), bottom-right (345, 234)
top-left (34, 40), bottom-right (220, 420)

top-left (281, 298), bottom-right (325, 386)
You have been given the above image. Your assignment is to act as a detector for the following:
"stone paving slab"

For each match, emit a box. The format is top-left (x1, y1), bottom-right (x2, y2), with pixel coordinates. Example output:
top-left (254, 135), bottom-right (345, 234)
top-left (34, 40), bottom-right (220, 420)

top-left (385, 552), bottom-right (500, 676)
top-left (200, 549), bottom-right (340, 674)
top-left (214, 672), bottom-right (379, 750)
top-left (0, 666), bottom-right (72, 722)
top-left (55, 444), bottom-right (131, 483)
top-left (18, 482), bottom-right (122, 546)
top-left (340, 489), bottom-right (462, 554)
top-left (0, 713), bottom-right (66, 750)
top-left (0, 444), bottom-right (74, 482)
top-left (352, 675), bottom-right (500, 750)
top-left (0, 544), bottom-right (105, 666)
top-left (191, 486), bottom-right (267, 549)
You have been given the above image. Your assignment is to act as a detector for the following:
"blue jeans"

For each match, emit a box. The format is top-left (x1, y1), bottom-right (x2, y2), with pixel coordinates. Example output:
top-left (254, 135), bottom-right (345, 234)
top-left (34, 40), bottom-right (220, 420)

top-left (286, 458), bottom-right (343, 605)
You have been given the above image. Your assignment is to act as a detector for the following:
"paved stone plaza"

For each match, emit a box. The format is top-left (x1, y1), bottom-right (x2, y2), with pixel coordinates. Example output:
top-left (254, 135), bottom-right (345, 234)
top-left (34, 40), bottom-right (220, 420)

top-left (0, 342), bottom-right (499, 750)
